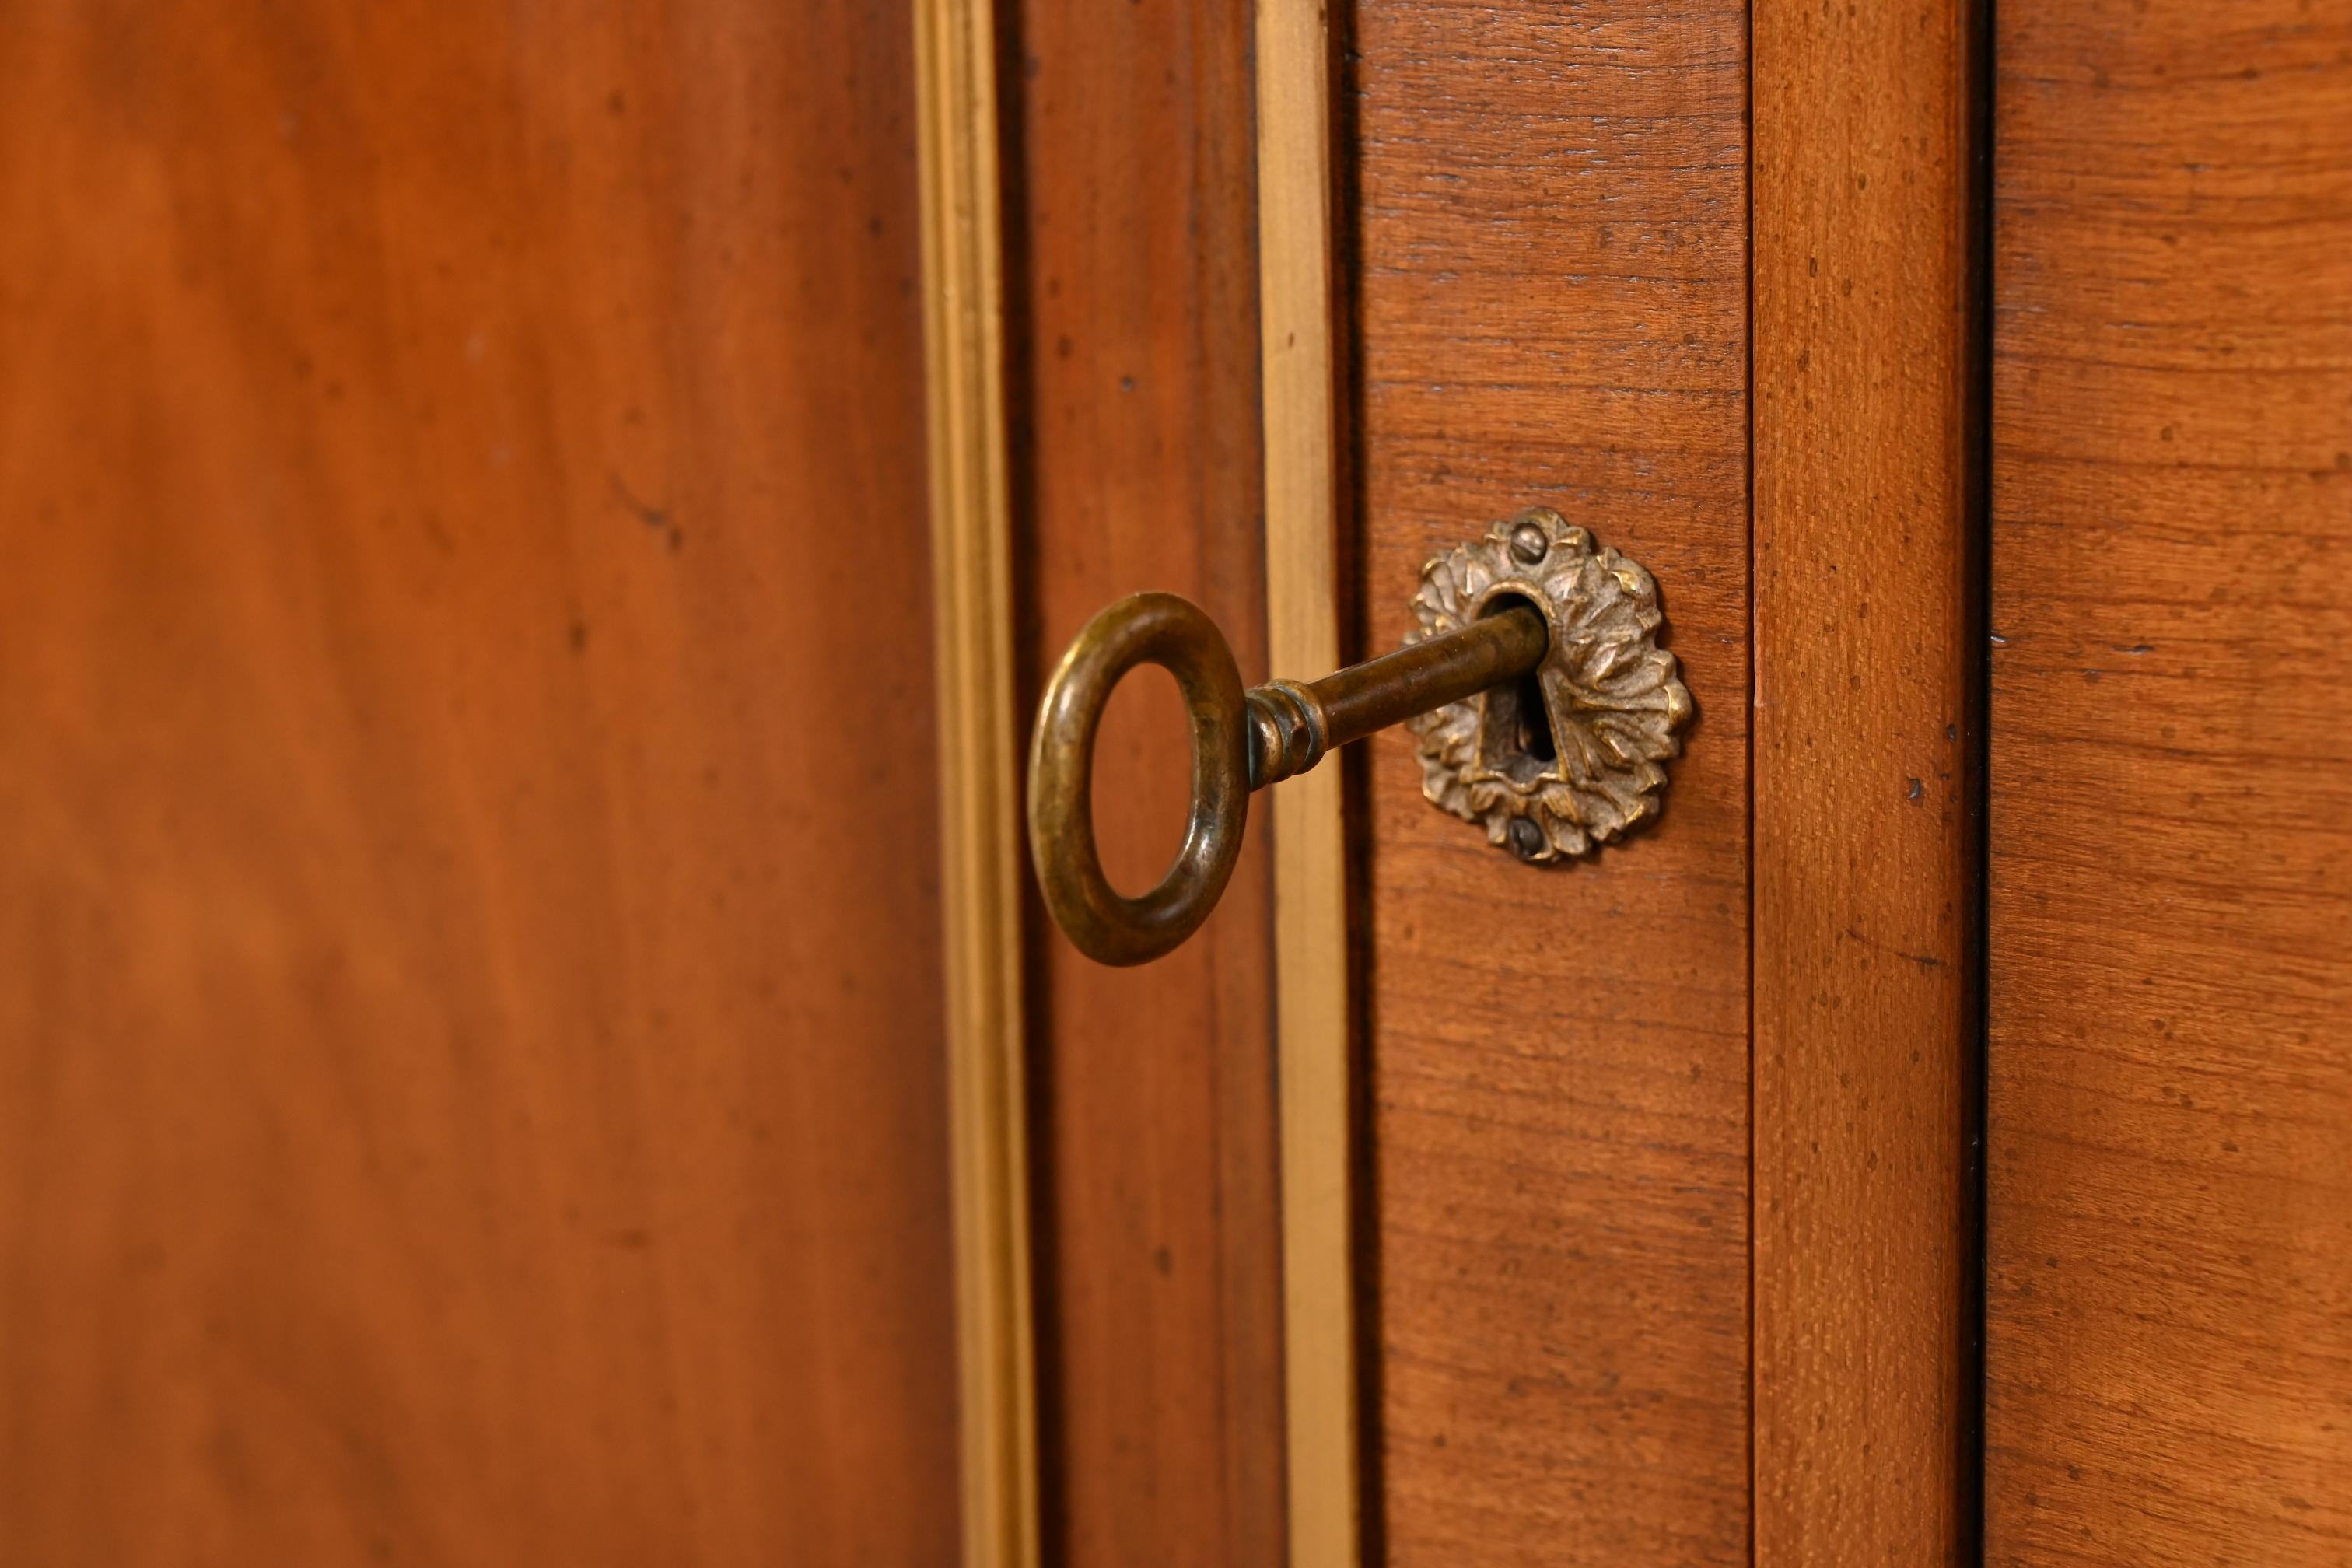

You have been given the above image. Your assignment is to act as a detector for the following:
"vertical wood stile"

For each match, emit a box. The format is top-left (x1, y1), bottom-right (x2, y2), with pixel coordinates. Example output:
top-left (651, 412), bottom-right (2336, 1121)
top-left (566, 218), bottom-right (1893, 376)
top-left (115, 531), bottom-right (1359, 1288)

top-left (1750, 0), bottom-right (1986, 1561)
top-left (1256, 2), bottom-right (1358, 1563)
top-left (914, 0), bottom-right (1037, 1562)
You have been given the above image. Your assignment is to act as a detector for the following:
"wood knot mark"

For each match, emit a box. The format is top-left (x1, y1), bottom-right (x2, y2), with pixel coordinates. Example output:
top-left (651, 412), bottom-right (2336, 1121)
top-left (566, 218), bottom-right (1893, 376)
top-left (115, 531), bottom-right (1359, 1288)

top-left (609, 472), bottom-right (683, 553)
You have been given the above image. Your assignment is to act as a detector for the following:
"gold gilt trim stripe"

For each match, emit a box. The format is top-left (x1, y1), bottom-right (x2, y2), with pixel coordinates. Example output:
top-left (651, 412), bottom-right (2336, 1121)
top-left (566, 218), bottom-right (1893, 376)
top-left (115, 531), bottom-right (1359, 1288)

top-left (1257, 1), bottom-right (1361, 1563)
top-left (913, 0), bottom-right (1038, 1563)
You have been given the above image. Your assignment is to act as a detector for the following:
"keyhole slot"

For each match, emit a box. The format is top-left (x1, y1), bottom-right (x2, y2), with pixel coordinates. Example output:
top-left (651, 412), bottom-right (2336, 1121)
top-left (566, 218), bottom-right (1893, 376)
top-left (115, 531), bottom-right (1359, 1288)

top-left (1475, 594), bottom-right (1557, 782)
top-left (1509, 669), bottom-right (1556, 761)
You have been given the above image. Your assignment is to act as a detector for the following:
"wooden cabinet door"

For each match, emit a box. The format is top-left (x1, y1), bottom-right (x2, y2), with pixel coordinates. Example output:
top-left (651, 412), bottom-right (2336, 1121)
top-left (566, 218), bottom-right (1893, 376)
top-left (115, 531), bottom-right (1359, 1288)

top-left (0, 6), bottom-right (961, 1563)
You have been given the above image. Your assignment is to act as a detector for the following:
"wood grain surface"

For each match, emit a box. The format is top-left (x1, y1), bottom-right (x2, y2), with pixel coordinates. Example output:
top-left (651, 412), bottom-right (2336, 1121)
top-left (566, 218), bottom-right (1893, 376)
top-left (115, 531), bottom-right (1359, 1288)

top-left (1002, 0), bottom-right (1285, 1562)
top-left (1986, 4), bottom-right (2352, 1563)
top-left (1750, 0), bottom-right (1985, 1561)
top-left (1351, 3), bottom-right (1754, 1559)
top-left (0, 5), bottom-right (959, 1563)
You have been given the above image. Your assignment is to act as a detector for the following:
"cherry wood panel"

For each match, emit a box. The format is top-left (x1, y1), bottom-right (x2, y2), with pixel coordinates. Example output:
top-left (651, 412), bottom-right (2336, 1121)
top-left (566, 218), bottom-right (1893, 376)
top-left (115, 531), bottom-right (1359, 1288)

top-left (1350, 3), bottom-right (1753, 1559)
top-left (1000, 0), bottom-right (1285, 1562)
top-left (1750, 0), bottom-right (1986, 1561)
top-left (0, 5), bottom-right (957, 1563)
top-left (1987, 5), bottom-right (2352, 1563)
